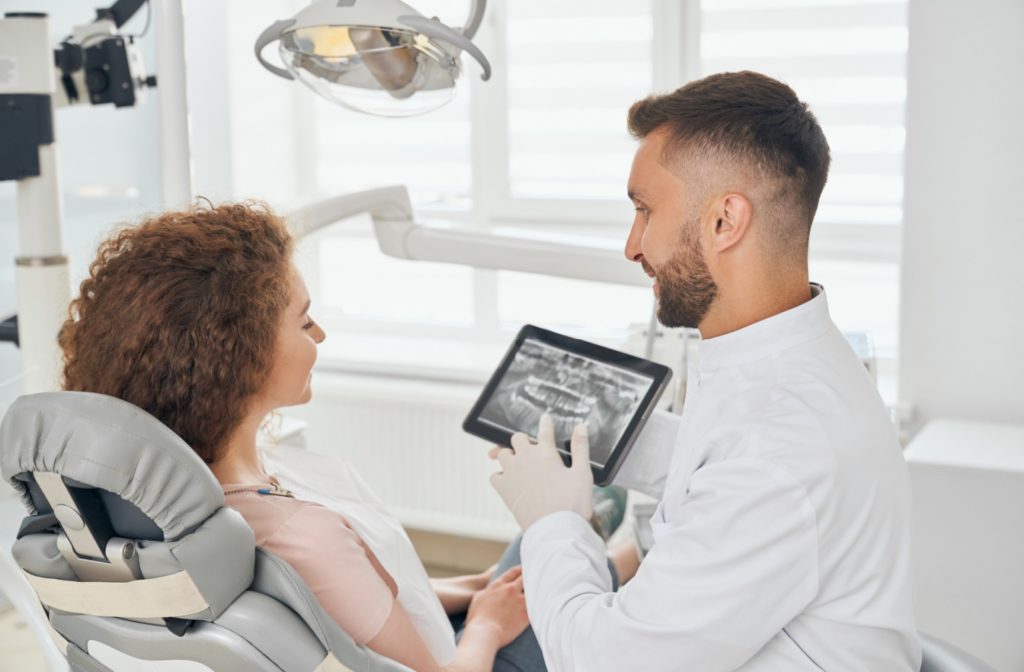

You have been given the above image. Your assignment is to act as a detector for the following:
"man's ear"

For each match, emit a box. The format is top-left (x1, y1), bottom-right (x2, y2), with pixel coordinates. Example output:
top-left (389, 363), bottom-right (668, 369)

top-left (708, 192), bottom-right (753, 253)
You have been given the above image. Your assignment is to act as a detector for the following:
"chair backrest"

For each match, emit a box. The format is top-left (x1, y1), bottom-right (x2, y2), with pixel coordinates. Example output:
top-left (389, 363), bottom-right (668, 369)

top-left (920, 632), bottom-right (998, 672)
top-left (1, 391), bottom-right (413, 671)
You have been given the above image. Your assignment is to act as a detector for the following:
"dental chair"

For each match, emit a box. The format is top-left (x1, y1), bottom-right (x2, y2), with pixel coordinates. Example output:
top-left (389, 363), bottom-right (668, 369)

top-left (1, 391), bottom-right (413, 672)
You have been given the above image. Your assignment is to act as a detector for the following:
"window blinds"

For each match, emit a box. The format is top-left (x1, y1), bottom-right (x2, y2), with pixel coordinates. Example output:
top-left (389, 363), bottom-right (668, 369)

top-left (700, 0), bottom-right (909, 228)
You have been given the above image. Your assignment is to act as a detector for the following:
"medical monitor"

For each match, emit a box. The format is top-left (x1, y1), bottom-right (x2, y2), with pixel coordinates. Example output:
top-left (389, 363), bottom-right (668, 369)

top-left (464, 325), bottom-right (672, 485)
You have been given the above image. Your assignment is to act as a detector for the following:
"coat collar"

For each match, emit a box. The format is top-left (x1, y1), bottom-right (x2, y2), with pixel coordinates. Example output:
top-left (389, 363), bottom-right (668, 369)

top-left (697, 283), bottom-right (832, 372)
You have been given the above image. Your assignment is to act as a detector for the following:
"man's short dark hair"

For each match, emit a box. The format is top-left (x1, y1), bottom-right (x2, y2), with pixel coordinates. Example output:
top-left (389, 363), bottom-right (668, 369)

top-left (628, 71), bottom-right (831, 243)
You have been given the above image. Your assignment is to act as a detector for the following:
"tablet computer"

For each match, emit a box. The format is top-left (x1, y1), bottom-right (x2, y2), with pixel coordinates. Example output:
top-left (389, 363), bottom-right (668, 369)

top-left (463, 325), bottom-right (673, 486)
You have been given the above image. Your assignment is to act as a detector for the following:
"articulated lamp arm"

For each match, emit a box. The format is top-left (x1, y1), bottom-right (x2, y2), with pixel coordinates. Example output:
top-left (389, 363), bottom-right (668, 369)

top-left (287, 185), bottom-right (645, 287)
top-left (287, 186), bottom-right (413, 239)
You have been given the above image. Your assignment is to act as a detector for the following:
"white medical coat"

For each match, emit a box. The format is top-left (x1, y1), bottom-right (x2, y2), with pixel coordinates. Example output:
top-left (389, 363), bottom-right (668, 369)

top-left (521, 286), bottom-right (921, 671)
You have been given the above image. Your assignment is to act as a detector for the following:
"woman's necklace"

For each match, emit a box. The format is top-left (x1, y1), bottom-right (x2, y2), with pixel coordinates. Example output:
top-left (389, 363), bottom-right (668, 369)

top-left (223, 481), bottom-right (295, 498)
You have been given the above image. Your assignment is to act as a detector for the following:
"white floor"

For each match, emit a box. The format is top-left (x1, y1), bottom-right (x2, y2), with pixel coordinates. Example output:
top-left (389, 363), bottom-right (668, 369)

top-left (0, 600), bottom-right (48, 671)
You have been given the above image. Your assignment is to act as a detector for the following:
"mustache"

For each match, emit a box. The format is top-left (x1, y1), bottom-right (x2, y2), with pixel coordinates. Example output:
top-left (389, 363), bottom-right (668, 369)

top-left (641, 260), bottom-right (656, 277)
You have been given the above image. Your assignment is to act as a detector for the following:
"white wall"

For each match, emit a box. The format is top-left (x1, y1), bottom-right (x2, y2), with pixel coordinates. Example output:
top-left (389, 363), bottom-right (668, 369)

top-left (899, 0), bottom-right (1024, 432)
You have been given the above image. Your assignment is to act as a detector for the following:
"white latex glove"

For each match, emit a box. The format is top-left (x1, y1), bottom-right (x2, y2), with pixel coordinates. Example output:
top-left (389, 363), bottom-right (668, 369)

top-left (489, 414), bottom-right (594, 531)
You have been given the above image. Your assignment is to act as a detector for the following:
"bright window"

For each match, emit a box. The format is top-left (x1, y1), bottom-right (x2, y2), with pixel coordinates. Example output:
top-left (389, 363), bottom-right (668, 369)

top-left (504, 1), bottom-right (653, 200)
top-left (222, 0), bottom-right (908, 375)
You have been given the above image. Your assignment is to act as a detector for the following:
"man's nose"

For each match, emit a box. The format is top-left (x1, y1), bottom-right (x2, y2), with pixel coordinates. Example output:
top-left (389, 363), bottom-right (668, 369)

top-left (624, 218), bottom-right (644, 263)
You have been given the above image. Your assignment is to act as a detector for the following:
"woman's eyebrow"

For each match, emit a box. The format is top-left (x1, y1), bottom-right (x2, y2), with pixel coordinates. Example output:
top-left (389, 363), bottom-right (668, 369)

top-left (299, 299), bottom-right (311, 315)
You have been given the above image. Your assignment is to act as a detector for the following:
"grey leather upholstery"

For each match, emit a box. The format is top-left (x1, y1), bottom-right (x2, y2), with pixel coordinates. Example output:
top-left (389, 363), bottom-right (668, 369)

top-left (920, 632), bottom-right (997, 672)
top-left (252, 547), bottom-right (411, 671)
top-left (2, 391), bottom-right (222, 539)
top-left (2, 392), bottom-right (254, 622)
top-left (1, 391), bottom-right (414, 671)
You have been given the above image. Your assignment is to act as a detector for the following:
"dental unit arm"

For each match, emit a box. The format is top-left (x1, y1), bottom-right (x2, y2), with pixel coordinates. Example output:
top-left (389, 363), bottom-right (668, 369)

top-left (286, 185), bottom-right (647, 289)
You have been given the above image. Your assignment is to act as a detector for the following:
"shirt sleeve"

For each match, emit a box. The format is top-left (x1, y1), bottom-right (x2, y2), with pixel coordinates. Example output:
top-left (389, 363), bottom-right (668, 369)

top-left (610, 410), bottom-right (682, 498)
top-left (262, 504), bottom-right (395, 645)
top-left (522, 457), bottom-right (820, 672)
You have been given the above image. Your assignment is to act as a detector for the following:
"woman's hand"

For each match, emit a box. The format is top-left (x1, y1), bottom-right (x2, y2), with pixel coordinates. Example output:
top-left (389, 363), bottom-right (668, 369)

top-left (476, 562), bottom-right (498, 588)
top-left (431, 562), bottom-right (498, 615)
top-left (463, 566), bottom-right (530, 649)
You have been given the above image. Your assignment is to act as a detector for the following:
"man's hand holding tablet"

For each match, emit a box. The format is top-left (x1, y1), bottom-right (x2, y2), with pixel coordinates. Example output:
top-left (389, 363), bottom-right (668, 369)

top-left (489, 414), bottom-right (594, 530)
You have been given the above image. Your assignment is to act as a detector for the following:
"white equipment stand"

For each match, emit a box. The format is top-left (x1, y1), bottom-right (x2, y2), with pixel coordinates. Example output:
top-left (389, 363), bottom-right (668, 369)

top-left (1, 14), bottom-right (70, 394)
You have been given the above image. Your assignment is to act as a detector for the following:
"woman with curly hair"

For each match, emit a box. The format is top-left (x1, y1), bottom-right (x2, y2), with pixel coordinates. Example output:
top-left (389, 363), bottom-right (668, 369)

top-left (59, 201), bottom-right (639, 671)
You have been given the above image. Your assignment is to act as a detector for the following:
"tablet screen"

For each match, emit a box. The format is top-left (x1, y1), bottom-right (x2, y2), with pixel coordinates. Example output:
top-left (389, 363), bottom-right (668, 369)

top-left (476, 337), bottom-right (658, 468)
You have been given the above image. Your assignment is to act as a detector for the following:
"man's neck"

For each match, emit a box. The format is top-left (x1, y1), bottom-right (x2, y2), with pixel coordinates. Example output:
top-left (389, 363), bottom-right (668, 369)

top-left (698, 275), bottom-right (812, 340)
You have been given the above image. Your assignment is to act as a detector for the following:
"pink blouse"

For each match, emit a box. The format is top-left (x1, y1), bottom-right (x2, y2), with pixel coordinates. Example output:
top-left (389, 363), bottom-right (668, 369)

top-left (223, 484), bottom-right (397, 644)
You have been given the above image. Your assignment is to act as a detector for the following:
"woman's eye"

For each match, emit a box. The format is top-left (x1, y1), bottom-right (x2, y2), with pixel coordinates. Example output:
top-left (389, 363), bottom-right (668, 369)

top-left (302, 316), bottom-right (315, 330)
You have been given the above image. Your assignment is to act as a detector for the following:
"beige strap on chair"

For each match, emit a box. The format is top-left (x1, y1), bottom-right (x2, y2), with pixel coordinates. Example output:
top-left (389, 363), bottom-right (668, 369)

top-left (315, 652), bottom-right (354, 672)
top-left (22, 569), bottom-right (209, 618)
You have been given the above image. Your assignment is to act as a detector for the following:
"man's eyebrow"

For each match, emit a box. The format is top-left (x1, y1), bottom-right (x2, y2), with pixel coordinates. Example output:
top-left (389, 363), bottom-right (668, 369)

top-left (628, 189), bottom-right (648, 204)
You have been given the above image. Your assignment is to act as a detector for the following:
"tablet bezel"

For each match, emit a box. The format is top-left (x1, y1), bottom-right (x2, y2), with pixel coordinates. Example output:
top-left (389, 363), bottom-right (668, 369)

top-left (463, 324), bottom-right (673, 486)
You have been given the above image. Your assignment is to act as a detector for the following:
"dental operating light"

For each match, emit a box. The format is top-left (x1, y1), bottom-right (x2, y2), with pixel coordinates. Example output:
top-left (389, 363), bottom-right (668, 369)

top-left (255, 0), bottom-right (491, 116)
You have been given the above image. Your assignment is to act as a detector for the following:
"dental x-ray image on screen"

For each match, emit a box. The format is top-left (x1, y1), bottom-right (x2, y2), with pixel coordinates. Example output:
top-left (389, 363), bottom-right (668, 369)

top-left (478, 338), bottom-right (654, 467)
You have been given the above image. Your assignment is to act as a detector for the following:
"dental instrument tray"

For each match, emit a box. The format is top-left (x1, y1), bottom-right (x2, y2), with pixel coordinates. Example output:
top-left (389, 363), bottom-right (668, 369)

top-left (463, 324), bottom-right (672, 486)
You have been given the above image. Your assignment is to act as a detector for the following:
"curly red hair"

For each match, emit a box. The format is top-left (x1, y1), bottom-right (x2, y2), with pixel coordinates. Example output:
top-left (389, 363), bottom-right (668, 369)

top-left (59, 201), bottom-right (294, 463)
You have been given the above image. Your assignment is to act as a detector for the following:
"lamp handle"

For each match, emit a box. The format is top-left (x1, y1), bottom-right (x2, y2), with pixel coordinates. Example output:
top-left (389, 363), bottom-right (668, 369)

top-left (461, 0), bottom-right (486, 39)
top-left (254, 18), bottom-right (296, 80)
top-left (398, 15), bottom-right (492, 81)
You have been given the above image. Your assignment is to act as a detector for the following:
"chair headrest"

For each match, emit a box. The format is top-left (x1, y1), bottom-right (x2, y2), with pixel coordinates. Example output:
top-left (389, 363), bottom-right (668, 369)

top-left (1, 391), bottom-right (222, 541)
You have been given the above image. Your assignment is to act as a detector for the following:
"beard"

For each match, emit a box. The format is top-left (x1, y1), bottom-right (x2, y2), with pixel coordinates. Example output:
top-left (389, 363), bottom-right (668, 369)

top-left (647, 222), bottom-right (719, 329)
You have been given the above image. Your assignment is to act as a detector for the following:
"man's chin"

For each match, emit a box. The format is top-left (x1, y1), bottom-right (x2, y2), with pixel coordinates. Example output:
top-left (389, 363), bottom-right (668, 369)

top-left (655, 302), bottom-right (679, 328)
top-left (656, 298), bottom-right (701, 330)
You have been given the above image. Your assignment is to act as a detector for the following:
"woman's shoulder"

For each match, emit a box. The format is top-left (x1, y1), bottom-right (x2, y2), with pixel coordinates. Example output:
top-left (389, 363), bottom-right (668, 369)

top-left (223, 488), bottom-right (319, 543)
top-left (225, 489), bottom-right (370, 554)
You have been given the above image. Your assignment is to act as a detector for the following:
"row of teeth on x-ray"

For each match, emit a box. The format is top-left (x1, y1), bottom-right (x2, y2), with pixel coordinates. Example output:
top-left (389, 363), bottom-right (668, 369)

top-left (509, 378), bottom-right (596, 441)
top-left (507, 374), bottom-right (640, 442)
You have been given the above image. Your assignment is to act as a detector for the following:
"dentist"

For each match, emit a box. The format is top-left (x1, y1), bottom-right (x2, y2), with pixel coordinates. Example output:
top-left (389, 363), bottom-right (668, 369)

top-left (490, 71), bottom-right (920, 671)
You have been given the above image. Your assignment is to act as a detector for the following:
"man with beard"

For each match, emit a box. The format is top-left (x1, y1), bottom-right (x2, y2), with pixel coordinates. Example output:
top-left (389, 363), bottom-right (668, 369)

top-left (490, 71), bottom-right (921, 671)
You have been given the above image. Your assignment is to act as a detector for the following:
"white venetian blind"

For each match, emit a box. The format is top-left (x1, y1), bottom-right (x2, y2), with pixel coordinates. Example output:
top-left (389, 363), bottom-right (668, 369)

top-left (700, 0), bottom-right (909, 229)
top-left (504, 0), bottom-right (654, 200)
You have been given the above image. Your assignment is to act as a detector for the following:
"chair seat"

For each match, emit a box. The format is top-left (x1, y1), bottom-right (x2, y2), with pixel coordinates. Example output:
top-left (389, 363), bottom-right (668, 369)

top-left (920, 632), bottom-right (997, 672)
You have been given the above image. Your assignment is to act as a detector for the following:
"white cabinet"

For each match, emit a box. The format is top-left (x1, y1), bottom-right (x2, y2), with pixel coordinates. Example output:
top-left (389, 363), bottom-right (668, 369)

top-left (906, 420), bottom-right (1024, 672)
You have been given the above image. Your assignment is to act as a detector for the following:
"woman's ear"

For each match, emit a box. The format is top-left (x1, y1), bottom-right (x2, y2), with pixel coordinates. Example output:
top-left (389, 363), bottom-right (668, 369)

top-left (709, 192), bottom-right (753, 253)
